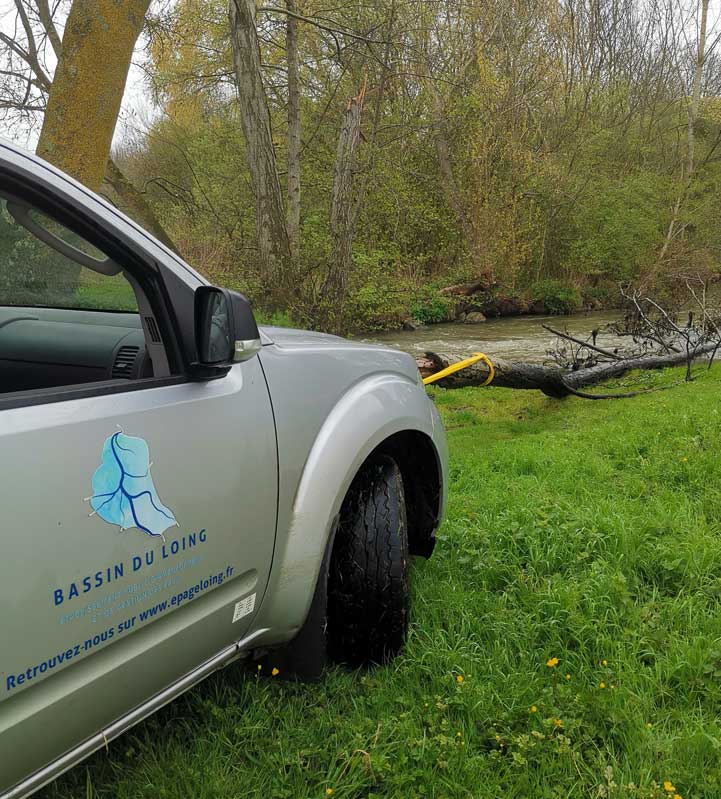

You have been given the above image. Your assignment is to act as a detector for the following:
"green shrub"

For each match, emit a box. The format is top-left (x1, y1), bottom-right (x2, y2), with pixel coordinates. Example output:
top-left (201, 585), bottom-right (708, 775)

top-left (529, 280), bottom-right (582, 315)
top-left (563, 172), bottom-right (667, 282)
top-left (344, 248), bottom-right (410, 331)
top-left (582, 282), bottom-right (620, 309)
top-left (253, 309), bottom-right (297, 328)
top-left (409, 288), bottom-right (457, 324)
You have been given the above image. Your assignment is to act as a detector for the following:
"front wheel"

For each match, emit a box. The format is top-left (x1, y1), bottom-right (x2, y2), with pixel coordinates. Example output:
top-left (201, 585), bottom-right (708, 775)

top-left (327, 454), bottom-right (410, 666)
top-left (255, 453), bottom-right (410, 679)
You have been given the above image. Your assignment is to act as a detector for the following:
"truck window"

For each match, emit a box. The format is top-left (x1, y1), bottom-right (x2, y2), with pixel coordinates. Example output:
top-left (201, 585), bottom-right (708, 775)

top-left (0, 197), bottom-right (138, 312)
top-left (0, 196), bottom-right (165, 398)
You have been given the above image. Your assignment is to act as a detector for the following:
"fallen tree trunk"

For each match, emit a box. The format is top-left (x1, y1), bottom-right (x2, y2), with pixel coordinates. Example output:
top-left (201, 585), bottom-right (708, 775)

top-left (416, 341), bottom-right (718, 398)
top-left (440, 277), bottom-right (495, 296)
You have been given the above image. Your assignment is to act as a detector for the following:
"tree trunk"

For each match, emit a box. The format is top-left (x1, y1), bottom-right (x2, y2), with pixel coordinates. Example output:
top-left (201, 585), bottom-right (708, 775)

top-left (325, 78), bottom-right (367, 329)
top-left (428, 81), bottom-right (495, 286)
top-left (21, 0), bottom-right (176, 250)
top-left (416, 342), bottom-right (719, 397)
top-left (352, 0), bottom-right (394, 220)
top-left (686, 0), bottom-right (709, 181)
top-left (430, 84), bottom-right (470, 242)
top-left (229, 0), bottom-right (293, 305)
top-left (658, 0), bottom-right (709, 264)
top-left (36, 0), bottom-right (151, 192)
top-left (286, 0), bottom-right (301, 260)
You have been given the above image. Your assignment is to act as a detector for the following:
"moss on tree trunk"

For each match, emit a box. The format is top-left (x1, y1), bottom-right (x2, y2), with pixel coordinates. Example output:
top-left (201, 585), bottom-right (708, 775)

top-left (37, 0), bottom-right (151, 192)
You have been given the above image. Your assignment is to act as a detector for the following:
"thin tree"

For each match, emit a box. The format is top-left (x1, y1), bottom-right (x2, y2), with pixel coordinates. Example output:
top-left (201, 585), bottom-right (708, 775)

top-left (286, 0), bottom-right (301, 261)
top-left (659, 0), bottom-right (711, 264)
top-left (229, 0), bottom-right (293, 305)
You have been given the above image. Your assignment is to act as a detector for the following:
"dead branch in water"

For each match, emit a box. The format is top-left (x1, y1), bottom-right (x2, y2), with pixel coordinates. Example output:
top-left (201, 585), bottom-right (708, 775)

top-left (417, 280), bottom-right (721, 398)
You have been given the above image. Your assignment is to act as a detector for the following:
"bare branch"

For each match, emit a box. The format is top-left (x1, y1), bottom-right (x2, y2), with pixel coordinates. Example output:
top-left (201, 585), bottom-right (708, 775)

top-left (542, 324), bottom-right (624, 361)
top-left (35, 0), bottom-right (63, 58)
top-left (258, 5), bottom-right (394, 46)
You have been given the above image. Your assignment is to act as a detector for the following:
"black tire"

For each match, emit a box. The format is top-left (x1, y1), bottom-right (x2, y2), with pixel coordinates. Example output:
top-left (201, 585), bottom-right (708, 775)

top-left (327, 454), bottom-right (410, 666)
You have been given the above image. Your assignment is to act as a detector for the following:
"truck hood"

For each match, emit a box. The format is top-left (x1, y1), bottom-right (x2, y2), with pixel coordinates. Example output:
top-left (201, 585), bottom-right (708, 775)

top-left (258, 325), bottom-right (421, 382)
top-left (260, 325), bottom-right (346, 347)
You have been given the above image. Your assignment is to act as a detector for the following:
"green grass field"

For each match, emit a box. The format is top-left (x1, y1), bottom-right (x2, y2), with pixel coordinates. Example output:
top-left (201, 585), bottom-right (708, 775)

top-left (47, 366), bottom-right (721, 799)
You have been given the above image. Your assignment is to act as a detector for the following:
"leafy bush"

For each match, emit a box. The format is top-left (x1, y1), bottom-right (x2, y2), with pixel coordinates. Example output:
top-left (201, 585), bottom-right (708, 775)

top-left (253, 309), bottom-right (297, 328)
top-left (344, 248), bottom-right (410, 331)
top-left (409, 288), bottom-right (457, 324)
top-left (529, 280), bottom-right (582, 315)
top-left (582, 282), bottom-right (620, 309)
top-left (346, 282), bottom-right (408, 331)
top-left (563, 173), bottom-right (666, 283)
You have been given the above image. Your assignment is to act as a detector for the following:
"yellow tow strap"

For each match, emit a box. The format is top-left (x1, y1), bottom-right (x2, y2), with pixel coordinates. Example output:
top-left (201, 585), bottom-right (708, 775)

top-left (422, 351), bottom-right (495, 386)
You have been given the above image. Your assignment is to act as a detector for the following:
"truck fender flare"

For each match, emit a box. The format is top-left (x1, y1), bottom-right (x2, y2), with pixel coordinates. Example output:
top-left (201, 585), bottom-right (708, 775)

top-left (249, 372), bottom-right (438, 644)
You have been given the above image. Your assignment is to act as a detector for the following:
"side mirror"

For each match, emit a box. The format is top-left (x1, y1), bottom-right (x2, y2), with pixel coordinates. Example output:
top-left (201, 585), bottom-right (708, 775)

top-left (194, 286), bottom-right (261, 373)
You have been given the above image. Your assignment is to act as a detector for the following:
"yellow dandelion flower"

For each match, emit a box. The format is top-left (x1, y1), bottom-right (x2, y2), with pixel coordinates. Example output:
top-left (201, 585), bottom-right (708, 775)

top-left (326, 789), bottom-right (334, 796)
top-left (554, 718), bottom-right (563, 727)
top-left (565, 673), bottom-right (571, 680)
top-left (495, 734), bottom-right (501, 741)
top-left (546, 657), bottom-right (559, 668)
top-left (681, 456), bottom-right (688, 462)
top-left (456, 731), bottom-right (462, 737)
top-left (257, 664), bottom-right (262, 671)
top-left (530, 705), bottom-right (538, 713)
top-left (664, 781), bottom-right (676, 793)
top-left (646, 723), bottom-right (653, 728)
top-left (599, 682), bottom-right (606, 689)
top-left (602, 659), bottom-right (608, 666)
top-left (456, 675), bottom-right (464, 684)
top-left (271, 667), bottom-right (280, 676)
top-left (674, 794), bottom-right (682, 799)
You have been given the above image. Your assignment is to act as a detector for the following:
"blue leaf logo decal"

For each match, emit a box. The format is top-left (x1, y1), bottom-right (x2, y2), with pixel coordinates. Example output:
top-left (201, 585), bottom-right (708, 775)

top-left (87, 431), bottom-right (178, 537)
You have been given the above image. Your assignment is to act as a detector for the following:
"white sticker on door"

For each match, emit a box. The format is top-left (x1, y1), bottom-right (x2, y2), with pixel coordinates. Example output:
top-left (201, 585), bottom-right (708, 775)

top-left (232, 593), bottom-right (256, 623)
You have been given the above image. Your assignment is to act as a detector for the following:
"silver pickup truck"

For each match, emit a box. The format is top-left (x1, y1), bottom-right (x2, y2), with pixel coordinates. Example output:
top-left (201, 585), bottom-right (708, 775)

top-left (0, 140), bottom-right (447, 797)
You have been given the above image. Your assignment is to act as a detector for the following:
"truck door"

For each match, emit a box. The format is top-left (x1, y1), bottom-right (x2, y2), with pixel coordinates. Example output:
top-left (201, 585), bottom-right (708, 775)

top-left (0, 177), bottom-right (277, 794)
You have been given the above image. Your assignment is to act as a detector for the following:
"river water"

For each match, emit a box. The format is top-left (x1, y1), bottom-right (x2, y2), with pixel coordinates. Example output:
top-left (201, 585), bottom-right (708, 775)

top-left (364, 310), bottom-right (626, 363)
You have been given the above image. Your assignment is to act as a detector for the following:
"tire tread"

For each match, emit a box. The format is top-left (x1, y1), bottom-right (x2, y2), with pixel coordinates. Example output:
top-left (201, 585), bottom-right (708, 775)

top-left (327, 454), bottom-right (409, 665)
